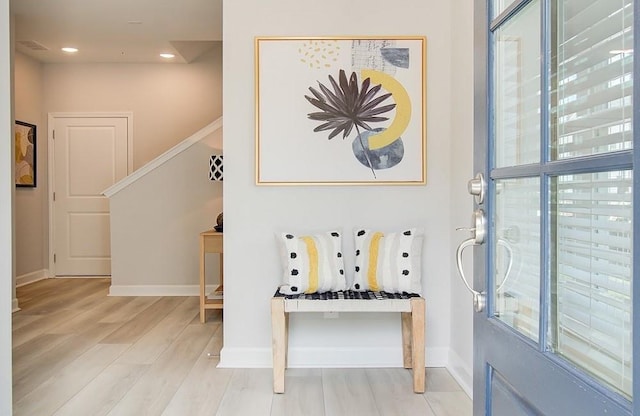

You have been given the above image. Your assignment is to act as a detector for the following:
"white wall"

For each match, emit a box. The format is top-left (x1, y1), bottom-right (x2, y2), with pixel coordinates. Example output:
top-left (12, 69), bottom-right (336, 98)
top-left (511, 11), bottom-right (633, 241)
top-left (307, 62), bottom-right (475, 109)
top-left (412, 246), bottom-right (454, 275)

top-left (448, 0), bottom-right (475, 395)
top-left (109, 124), bottom-right (223, 293)
top-left (222, 0), bottom-right (456, 368)
top-left (42, 45), bottom-right (223, 169)
top-left (1, 0), bottom-right (13, 411)
top-left (14, 52), bottom-right (47, 281)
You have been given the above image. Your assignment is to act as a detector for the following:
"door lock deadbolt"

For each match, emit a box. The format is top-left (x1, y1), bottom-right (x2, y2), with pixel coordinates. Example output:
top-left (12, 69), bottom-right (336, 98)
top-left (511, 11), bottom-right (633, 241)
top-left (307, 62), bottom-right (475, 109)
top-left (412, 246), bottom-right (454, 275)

top-left (467, 173), bottom-right (487, 205)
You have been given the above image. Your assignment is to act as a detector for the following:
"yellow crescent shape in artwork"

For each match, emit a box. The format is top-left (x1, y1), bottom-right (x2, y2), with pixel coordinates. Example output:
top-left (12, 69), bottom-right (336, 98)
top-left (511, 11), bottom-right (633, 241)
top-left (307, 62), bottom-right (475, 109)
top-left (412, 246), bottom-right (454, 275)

top-left (361, 69), bottom-right (411, 150)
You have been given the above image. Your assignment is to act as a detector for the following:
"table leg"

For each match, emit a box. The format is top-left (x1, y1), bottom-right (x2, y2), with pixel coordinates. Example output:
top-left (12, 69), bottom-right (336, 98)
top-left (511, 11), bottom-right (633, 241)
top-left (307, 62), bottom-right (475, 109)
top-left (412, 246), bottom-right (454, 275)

top-left (199, 234), bottom-right (206, 323)
top-left (217, 254), bottom-right (224, 294)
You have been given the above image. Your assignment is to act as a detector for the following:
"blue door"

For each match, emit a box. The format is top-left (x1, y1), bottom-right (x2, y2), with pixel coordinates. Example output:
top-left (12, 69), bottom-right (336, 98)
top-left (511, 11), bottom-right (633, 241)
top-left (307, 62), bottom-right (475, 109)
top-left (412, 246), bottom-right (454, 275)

top-left (459, 0), bottom-right (639, 414)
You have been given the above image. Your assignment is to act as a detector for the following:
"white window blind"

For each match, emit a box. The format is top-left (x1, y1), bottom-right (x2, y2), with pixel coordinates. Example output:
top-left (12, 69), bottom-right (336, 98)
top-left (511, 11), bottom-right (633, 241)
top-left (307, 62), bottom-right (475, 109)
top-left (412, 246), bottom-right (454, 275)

top-left (551, 0), bottom-right (633, 399)
top-left (553, 172), bottom-right (632, 398)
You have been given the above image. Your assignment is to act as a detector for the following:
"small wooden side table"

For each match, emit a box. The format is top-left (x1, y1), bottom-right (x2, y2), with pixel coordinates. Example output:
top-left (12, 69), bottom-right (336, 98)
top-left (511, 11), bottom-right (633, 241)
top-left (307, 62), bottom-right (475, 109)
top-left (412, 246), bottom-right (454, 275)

top-left (199, 230), bottom-right (223, 323)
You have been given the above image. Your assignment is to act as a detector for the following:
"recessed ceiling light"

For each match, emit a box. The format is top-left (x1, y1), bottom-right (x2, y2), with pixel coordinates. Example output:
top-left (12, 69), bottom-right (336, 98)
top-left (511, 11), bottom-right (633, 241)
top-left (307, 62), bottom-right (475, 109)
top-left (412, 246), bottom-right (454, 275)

top-left (160, 53), bottom-right (175, 59)
top-left (610, 49), bottom-right (633, 55)
top-left (61, 47), bottom-right (78, 53)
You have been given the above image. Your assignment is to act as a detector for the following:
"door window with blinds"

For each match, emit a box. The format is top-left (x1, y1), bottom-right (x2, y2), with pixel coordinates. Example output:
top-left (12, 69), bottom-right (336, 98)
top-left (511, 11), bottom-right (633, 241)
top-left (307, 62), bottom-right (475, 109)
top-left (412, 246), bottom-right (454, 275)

top-left (491, 0), bottom-right (633, 400)
top-left (549, 0), bottom-right (633, 398)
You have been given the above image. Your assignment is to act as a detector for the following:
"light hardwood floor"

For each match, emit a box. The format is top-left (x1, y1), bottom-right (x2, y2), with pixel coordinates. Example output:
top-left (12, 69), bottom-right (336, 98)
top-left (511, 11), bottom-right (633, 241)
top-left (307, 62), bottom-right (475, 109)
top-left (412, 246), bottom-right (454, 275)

top-left (13, 278), bottom-right (472, 416)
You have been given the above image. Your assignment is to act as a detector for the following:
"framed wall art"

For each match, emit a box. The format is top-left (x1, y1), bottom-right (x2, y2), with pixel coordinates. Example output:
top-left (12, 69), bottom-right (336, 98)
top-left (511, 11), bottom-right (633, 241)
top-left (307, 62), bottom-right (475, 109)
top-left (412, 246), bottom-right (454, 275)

top-left (255, 36), bottom-right (427, 185)
top-left (15, 120), bottom-right (37, 188)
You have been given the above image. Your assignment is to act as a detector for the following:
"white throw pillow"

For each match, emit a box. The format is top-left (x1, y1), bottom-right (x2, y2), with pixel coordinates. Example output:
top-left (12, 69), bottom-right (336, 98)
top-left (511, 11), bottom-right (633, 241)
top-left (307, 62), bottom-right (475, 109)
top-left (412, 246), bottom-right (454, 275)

top-left (352, 228), bottom-right (423, 294)
top-left (277, 230), bottom-right (347, 295)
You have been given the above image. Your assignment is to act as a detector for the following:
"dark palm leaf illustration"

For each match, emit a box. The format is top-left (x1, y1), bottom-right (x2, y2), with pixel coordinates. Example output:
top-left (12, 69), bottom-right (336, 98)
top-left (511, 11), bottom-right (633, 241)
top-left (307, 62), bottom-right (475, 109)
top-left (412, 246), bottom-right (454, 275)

top-left (305, 70), bottom-right (395, 140)
top-left (305, 70), bottom-right (396, 178)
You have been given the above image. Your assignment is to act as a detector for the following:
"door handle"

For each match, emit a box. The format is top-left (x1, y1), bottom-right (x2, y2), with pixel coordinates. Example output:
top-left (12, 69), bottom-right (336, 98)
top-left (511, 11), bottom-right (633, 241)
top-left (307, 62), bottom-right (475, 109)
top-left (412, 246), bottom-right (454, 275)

top-left (455, 236), bottom-right (514, 313)
top-left (455, 238), bottom-right (486, 312)
top-left (455, 209), bottom-right (487, 312)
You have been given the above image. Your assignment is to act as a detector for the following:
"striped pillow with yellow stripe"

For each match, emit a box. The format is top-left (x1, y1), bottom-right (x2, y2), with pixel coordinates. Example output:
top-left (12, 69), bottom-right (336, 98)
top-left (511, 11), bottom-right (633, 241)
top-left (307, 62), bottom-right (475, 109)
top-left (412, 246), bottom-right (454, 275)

top-left (352, 228), bottom-right (422, 294)
top-left (278, 230), bottom-right (346, 295)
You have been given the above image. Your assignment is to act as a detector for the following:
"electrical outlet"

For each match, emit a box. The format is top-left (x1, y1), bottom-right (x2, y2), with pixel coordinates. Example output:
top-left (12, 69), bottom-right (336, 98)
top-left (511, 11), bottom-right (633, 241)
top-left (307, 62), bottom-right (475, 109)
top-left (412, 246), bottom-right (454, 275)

top-left (324, 312), bottom-right (339, 319)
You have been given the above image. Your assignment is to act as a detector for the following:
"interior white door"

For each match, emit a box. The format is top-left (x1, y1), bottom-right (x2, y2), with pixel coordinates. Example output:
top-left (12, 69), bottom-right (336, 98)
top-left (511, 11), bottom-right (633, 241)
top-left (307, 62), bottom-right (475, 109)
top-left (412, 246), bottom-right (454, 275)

top-left (53, 116), bottom-right (129, 276)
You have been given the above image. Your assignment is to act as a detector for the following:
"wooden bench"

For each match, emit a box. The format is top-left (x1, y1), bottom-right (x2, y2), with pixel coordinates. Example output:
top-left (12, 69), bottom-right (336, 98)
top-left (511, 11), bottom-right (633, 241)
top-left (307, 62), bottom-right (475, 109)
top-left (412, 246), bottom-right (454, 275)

top-left (271, 289), bottom-right (425, 394)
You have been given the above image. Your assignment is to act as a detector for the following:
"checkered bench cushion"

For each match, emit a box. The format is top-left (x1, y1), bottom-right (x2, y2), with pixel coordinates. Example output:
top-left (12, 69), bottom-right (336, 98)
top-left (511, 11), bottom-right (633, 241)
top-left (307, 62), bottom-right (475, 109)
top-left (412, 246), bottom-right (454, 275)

top-left (274, 288), bottom-right (421, 313)
top-left (274, 288), bottom-right (421, 300)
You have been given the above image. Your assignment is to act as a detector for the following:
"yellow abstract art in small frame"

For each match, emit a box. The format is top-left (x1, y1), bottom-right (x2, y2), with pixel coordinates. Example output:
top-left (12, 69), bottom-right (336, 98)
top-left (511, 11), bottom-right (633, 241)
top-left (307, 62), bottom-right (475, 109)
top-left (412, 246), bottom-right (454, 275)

top-left (15, 120), bottom-right (37, 187)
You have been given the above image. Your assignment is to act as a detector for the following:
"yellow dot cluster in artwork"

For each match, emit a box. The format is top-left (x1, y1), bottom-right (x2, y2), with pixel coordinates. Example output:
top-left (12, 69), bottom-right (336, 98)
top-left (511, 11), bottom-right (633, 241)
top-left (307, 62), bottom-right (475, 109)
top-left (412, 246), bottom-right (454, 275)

top-left (298, 40), bottom-right (340, 69)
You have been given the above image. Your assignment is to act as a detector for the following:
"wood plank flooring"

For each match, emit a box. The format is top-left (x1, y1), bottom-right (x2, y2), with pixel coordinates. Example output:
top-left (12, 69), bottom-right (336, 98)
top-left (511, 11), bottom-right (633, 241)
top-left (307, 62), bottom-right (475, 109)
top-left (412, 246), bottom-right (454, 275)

top-left (13, 278), bottom-right (471, 416)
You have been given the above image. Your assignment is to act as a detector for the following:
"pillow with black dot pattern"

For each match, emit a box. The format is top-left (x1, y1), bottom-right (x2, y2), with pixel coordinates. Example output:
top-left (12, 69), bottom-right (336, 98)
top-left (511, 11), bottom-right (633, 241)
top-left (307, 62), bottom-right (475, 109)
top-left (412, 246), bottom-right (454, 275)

top-left (277, 230), bottom-right (347, 295)
top-left (351, 228), bottom-right (423, 295)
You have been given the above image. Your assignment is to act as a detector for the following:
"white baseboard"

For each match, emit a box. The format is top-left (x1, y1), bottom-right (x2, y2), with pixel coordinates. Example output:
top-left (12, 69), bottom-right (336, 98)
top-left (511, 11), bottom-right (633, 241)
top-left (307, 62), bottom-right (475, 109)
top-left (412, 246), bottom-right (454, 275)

top-left (53, 275), bottom-right (110, 279)
top-left (218, 347), bottom-right (272, 368)
top-left (12, 298), bottom-right (20, 313)
top-left (16, 269), bottom-right (50, 287)
top-left (109, 284), bottom-right (217, 297)
top-left (218, 346), bottom-right (449, 369)
top-left (447, 348), bottom-right (473, 398)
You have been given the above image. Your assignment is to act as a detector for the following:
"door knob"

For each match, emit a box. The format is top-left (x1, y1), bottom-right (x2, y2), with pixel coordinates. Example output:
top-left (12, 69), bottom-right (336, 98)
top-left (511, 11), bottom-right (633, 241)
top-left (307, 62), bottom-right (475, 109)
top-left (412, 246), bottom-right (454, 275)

top-left (454, 209), bottom-right (487, 312)
top-left (467, 173), bottom-right (486, 204)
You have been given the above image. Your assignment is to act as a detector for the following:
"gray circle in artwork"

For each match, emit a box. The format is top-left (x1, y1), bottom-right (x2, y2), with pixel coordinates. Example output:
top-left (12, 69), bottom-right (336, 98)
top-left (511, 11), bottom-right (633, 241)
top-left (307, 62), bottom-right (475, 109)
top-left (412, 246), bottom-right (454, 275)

top-left (352, 128), bottom-right (404, 170)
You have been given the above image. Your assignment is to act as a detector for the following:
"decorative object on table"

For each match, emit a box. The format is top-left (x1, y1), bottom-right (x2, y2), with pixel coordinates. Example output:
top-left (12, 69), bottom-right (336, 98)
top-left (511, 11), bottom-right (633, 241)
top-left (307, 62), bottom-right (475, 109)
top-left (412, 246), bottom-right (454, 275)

top-left (255, 36), bottom-right (427, 185)
top-left (15, 120), bottom-right (37, 187)
top-left (209, 154), bottom-right (223, 231)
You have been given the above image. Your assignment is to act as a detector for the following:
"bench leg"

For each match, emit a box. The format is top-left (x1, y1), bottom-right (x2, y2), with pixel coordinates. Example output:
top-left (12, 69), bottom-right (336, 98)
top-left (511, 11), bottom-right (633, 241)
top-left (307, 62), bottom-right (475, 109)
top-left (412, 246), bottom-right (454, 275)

top-left (284, 311), bottom-right (290, 368)
top-left (271, 297), bottom-right (287, 393)
top-left (411, 297), bottom-right (425, 393)
top-left (401, 312), bottom-right (412, 368)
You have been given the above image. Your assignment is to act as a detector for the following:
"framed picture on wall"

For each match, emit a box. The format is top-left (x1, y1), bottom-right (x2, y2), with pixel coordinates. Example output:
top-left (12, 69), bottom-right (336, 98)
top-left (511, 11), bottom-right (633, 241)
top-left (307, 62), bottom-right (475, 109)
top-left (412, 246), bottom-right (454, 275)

top-left (15, 120), bottom-right (37, 188)
top-left (255, 36), bottom-right (427, 186)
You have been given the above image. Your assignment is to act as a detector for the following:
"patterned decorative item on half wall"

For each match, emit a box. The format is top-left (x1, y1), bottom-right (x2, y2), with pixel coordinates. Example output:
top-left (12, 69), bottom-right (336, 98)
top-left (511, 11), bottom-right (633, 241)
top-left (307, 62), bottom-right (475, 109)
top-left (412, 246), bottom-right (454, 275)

top-left (209, 154), bottom-right (223, 232)
top-left (209, 155), bottom-right (223, 181)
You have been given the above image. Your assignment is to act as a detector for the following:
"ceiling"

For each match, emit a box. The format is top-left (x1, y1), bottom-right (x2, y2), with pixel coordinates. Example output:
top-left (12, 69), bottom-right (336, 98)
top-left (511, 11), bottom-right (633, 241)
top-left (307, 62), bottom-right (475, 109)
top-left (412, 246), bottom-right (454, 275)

top-left (11, 0), bottom-right (222, 64)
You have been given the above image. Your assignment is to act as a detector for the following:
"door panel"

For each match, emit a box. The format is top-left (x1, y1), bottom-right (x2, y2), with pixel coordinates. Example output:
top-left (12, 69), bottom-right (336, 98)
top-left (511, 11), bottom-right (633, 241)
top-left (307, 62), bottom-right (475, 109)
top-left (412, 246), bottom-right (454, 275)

top-left (477, 318), bottom-right (631, 415)
top-left (53, 116), bottom-right (128, 275)
top-left (490, 370), bottom-right (540, 416)
top-left (471, 0), bottom-right (636, 414)
top-left (68, 128), bottom-right (120, 194)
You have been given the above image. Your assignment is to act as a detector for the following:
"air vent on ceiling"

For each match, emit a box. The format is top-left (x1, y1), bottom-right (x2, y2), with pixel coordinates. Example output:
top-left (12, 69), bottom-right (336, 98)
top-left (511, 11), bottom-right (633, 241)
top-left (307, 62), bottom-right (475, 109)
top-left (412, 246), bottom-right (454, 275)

top-left (17, 40), bottom-right (49, 51)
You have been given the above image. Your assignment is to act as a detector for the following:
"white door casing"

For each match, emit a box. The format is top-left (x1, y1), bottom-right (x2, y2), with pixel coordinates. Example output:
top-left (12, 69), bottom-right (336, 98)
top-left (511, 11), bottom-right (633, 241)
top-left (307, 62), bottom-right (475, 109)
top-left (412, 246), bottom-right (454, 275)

top-left (49, 113), bottom-right (132, 276)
